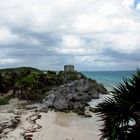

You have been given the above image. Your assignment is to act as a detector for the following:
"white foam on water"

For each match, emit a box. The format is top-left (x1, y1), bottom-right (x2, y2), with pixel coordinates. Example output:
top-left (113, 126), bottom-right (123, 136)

top-left (88, 94), bottom-right (112, 108)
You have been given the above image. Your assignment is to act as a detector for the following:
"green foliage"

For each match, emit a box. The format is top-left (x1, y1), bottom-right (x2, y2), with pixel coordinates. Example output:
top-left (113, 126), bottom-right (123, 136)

top-left (57, 71), bottom-right (86, 82)
top-left (47, 70), bottom-right (57, 75)
top-left (0, 67), bottom-right (42, 74)
top-left (0, 97), bottom-right (9, 105)
top-left (96, 70), bottom-right (140, 140)
top-left (0, 67), bottom-right (93, 102)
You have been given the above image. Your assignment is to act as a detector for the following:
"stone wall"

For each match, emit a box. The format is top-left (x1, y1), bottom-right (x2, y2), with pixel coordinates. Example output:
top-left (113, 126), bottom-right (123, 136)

top-left (64, 65), bottom-right (74, 72)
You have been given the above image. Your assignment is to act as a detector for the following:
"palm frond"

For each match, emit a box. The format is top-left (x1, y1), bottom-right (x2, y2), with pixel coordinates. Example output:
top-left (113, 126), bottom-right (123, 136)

top-left (96, 70), bottom-right (140, 140)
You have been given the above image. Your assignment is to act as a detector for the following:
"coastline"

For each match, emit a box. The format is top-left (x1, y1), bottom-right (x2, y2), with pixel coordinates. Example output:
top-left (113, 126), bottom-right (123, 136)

top-left (0, 99), bottom-right (102, 140)
top-left (0, 68), bottom-right (110, 140)
top-left (82, 71), bottom-right (135, 91)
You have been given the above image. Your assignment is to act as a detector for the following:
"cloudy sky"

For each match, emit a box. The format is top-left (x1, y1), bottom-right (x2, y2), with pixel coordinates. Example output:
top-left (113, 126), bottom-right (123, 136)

top-left (0, 0), bottom-right (140, 71)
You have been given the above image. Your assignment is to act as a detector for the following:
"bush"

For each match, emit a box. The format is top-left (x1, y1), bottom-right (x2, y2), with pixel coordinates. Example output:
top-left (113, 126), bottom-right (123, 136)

top-left (47, 70), bottom-right (56, 75)
top-left (0, 97), bottom-right (9, 105)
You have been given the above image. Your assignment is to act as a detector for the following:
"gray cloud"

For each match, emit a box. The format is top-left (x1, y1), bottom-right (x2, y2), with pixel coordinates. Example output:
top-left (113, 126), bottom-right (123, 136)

top-left (0, 0), bottom-right (140, 70)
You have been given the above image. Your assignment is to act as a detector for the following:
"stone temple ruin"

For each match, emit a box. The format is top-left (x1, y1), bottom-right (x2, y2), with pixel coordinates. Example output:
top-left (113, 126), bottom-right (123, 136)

top-left (64, 65), bottom-right (74, 72)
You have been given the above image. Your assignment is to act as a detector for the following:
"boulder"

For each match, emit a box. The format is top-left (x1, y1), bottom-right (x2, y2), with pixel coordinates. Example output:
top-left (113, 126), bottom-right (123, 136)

top-left (53, 95), bottom-right (69, 111)
top-left (41, 78), bottom-right (108, 114)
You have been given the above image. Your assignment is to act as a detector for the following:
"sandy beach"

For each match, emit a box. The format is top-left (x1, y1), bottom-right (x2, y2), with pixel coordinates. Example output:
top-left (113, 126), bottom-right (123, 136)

top-left (33, 111), bottom-right (101, 140)
top-left (0, 99), bottom-right (101, 140)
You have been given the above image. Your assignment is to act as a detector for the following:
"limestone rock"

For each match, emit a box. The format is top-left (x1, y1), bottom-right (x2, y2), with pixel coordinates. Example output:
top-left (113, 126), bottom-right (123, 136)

top-left (41, 78), bottom-right (108, 114)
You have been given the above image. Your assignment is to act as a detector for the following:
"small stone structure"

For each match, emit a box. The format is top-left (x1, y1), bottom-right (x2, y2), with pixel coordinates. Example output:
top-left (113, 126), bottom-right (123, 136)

top-left (64, 65), bottom-right (74, 72)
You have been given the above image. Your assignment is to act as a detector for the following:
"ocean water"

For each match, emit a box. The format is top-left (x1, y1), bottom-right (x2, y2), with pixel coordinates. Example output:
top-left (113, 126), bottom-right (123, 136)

top-left (81, 71), bottom-right (135, 91)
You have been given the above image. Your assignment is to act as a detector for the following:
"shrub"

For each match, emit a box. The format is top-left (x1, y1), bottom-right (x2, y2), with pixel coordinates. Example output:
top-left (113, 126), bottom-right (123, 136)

top-left (0, 97), bottom-right (9, 105)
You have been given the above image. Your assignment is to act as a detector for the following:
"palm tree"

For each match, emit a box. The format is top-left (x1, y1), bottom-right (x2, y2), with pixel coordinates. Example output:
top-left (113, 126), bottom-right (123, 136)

top-left (96, 70), bottom-right (140, 140)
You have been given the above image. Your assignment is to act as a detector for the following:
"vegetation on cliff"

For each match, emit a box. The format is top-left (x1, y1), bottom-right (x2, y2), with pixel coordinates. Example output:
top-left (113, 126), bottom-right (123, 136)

top-left (96, 70), bottom-right (140, 140)
top-left (0, 67), bottom-right (107, 103)
top-left (0, 97), bottom-right (9, 105)
top-left (0, 67), bottom-right (42, 73)
top-left (0, 67), bottom-right (58, 101)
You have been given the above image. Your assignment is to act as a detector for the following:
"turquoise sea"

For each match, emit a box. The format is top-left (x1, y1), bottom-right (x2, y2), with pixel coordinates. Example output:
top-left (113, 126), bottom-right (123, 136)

top-left (81, 71), bottom-right (135, 91)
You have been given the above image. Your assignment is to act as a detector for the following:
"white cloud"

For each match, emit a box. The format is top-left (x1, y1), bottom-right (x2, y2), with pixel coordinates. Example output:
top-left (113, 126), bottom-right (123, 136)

top-left (0, 58), bottom-right (21, 64)
top-left (72, 14), bottom-right (108, 32)
top-left (62, 35), bottom-right (82, 48)
top-left (109, 33), bottom-right (140, 53)
top-left (137, 3), bottom-right (140, 9)
top-left (0, 0), bottom-right (139, 70)
top-left (0, 27), bottom-right (19, 45)
top-left (122, 0), bottom-right (134, 7)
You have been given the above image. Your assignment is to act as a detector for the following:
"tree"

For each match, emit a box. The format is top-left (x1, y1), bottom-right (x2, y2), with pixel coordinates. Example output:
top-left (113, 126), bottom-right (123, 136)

top-left (96, 70), bottom-right (140, 140)
top-left (0, 72), bottom-right (5, 94)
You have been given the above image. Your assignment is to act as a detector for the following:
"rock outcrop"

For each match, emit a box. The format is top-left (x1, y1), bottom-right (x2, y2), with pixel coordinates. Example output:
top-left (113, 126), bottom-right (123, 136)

top-left (41, 78), bottom-right (108, 114)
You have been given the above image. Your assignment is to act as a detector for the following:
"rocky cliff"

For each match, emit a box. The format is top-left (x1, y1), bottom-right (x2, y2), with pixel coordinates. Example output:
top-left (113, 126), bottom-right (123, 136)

top-left (41, 73), bottom-right (108, 115)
